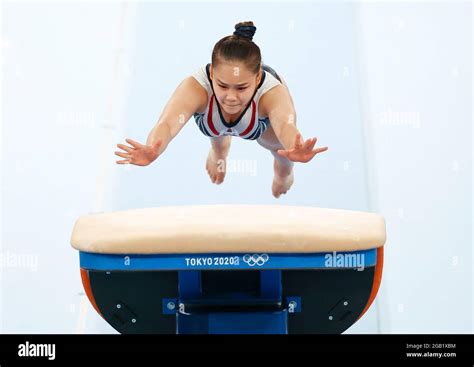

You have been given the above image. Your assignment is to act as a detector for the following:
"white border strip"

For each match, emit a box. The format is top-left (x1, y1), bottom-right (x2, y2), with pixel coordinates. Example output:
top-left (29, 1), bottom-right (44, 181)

top-left (0, 0), bottom-right (4, 334)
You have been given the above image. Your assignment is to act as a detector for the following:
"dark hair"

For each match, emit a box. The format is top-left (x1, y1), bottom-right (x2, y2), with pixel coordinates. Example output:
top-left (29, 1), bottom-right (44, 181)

top-left (211, 21), bottom-right (262, 74)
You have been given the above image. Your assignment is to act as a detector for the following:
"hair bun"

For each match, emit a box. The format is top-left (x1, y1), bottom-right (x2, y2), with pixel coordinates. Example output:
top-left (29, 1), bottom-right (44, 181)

top-left (233, 24), bottom-right (256, 41)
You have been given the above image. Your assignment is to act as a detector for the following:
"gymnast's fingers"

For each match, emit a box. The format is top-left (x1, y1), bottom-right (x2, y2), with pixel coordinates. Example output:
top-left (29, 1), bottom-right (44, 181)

top-left (294, 133), bottom-right (303, 149)
top-left (117, 143), bottom-right (135, 153)
top-left (116, 159), bottom-right (130, 164)
top-left (314, 146), bottom-right (329, 154)
top-left (115, 151), bottom-right (131, 159)
top-left (304, 137), bottom-right (316, 150)
top-left (125, 138), bottom-right (143, 149)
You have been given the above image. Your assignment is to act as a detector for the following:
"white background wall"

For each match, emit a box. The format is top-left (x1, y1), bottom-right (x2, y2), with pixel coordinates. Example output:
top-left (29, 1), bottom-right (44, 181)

top-left (1, 1), bottom-right (471, 334)
top-left (355, 1), bottom-right (472, 333)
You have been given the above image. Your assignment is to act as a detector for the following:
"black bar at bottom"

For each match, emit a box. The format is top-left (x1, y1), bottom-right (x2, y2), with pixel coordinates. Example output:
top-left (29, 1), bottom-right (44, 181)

top-left (0, 334), bottom-right (472, 366)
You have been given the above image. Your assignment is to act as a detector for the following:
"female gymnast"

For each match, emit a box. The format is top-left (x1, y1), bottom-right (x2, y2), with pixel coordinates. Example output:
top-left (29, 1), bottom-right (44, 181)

top-left (115, 21), bottom-right (328, 198)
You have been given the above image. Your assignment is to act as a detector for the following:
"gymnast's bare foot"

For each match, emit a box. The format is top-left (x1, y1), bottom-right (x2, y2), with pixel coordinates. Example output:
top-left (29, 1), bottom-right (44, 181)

top-left (206, 144), bottom-right (230, 185)
top-left (272, 159), bottom-right (294, 198)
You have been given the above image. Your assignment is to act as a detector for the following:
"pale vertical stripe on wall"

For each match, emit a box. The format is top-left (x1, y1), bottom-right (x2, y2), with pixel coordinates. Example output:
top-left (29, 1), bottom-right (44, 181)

top-left (353, 3), bottom-right (386, 334)
top-left (76, 2), bottom-right (134, 334)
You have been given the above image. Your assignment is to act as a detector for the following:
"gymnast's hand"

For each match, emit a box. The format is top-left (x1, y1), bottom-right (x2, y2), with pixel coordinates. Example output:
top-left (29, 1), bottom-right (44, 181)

top-left (115, 138), bottom-right (162, 166)
top-left (276, 133), bottom-right (328, 163)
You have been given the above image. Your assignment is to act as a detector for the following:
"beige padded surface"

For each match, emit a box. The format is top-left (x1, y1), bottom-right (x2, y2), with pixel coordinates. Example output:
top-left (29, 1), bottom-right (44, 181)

top-left (70, 205), bottom-right (386, 254)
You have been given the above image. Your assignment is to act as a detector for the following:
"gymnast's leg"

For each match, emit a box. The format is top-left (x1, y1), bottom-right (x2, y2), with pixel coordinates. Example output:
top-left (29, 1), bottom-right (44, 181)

top-left (206, 135), bottom-right (232, 184)
top-left (256, 125), bottom-right (294, 198)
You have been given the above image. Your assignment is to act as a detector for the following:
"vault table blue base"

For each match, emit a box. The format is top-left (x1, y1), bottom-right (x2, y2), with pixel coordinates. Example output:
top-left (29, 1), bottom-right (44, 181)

top-left (79, 249), bottom-right (383, 334)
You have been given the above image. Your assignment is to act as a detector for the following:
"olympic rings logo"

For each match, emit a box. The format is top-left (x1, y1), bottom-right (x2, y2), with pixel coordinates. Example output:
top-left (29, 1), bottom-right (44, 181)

top-left (243, 254), bottom-right (269, 267)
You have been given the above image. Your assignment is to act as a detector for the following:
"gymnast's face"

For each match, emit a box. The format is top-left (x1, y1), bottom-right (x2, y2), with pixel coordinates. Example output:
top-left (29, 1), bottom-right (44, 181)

top-left (210, 61), bottom-right (262, 116)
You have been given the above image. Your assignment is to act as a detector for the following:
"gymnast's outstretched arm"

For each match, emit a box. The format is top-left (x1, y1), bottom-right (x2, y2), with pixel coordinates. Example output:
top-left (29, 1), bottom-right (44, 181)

top-left (115, 77), bottom-right (207, 166)
top-left (261, 82), bottom-right (328, 163)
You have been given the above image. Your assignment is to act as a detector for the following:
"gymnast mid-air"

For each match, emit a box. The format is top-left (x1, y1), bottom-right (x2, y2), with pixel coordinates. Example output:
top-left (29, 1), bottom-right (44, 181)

top-left (115, 21), bottom-right (328, 198)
